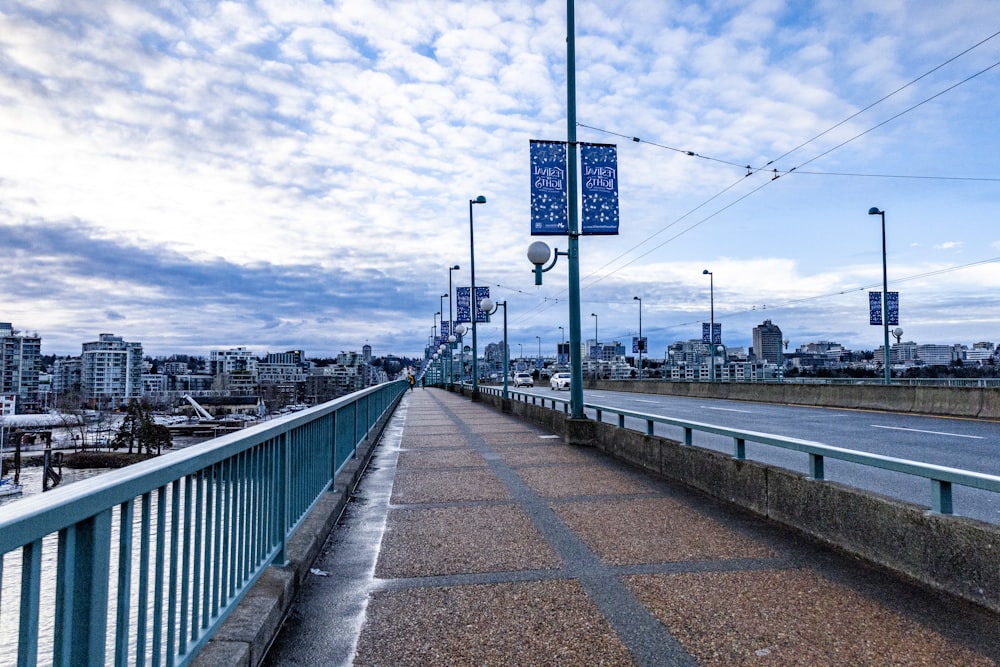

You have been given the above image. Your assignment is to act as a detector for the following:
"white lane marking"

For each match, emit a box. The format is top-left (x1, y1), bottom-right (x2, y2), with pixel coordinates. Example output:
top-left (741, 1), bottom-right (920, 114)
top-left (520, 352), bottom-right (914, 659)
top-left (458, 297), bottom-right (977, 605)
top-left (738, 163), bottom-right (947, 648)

top-left (539, 435), bottom-right (561, 439)
top-left (702, 406), bottom-right (753, 414)
top-left (871, 424), bottom-right (984, 440)
top-left (635, 399), bottom-right (659, 404)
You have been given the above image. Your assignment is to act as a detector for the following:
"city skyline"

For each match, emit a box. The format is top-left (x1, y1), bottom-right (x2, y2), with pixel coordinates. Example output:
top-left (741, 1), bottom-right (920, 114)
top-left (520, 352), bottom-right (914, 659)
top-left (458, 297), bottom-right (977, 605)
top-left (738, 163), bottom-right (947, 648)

top-left (1, 2), bottom-right (998, 358)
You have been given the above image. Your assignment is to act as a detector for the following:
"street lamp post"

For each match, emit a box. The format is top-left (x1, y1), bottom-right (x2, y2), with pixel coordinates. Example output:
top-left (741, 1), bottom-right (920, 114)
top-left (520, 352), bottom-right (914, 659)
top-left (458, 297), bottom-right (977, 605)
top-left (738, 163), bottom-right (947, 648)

top-left (536, 335), bottom-right (541, 373)
top-left (633, 296), bottom-right (642, 380)
top-left (469, 195), bottom-right (487, 399)
top-left (481, 297), bottom-right (509, 402)
top-left (869, 207), bottom-right (892, 385)
top-left (591, 313), bottom-right (598, 379)
top-left (448, 264), bottom-right (460, 388)
top-left (455, 323), bottom-right (467, 385)
top-left (703, 269), bottom-right (714, 382)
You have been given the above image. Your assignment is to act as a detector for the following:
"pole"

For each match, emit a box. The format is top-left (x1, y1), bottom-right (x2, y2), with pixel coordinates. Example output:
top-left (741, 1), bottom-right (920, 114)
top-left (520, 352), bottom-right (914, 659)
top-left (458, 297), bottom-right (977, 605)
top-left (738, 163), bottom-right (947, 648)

top-left (469, 197), bottom-right (484, 399)
top-left (566, 0), bottom-right (585, 420)
top-left (448, 266), bottom-right (457, 388)
top-left (634, 296), bottom-right (642, 380)
top-left (879, 211), bottom-right (891, 385)
top-left (709, 273), bottom-right (715, 382)
top-left (502, 302), bottom-right (509, 400)
top-left (591, 313), bottom-right (598, 380)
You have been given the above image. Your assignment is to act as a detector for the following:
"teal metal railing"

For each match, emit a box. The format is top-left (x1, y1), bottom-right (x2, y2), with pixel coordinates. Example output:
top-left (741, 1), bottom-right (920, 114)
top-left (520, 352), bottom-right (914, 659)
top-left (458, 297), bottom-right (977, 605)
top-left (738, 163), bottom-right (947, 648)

top-left (0, 380), bottom-right (405, 667)
top-left (483, 385), bottom-right (1000, 516)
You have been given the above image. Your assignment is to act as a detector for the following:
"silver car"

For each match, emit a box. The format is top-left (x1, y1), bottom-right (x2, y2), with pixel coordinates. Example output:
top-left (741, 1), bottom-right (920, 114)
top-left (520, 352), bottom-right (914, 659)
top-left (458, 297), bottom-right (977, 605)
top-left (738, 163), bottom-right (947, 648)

top-left (514, 372), bottom-right (534, 387)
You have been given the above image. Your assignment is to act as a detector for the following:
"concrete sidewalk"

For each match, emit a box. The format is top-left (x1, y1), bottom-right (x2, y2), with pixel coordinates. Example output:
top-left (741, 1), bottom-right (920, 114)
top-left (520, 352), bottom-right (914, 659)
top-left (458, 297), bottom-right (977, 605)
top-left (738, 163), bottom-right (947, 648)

top-left (264, 388), bottom-right (1000, 666)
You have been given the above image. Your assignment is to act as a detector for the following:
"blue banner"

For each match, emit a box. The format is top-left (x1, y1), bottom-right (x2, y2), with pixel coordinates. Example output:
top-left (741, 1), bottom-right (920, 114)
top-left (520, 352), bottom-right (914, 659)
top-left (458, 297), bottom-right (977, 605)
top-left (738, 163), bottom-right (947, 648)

top-left (475, 286), bottom-right (490, 322)
top-left (702, 323), bottom-right (722, 345)
top-left (456, 286), bottom-right (490, 323)
top-left (632, 337), bottom-right (647, 354)
top-left (529, 140), bottom-right (568, 235)
top-left (457, 287), bottom-right (471, 323)
top-left (869, 291), bottom-right (899, 326)
top-left (581, 142), bottom-right (619, 235)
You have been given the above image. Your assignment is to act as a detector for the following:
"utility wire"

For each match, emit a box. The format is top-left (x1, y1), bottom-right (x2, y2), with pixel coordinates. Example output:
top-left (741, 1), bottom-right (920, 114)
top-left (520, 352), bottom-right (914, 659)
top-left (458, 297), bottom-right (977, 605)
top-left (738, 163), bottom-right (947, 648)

top-left (573, 45), bottom-right (1000, 292)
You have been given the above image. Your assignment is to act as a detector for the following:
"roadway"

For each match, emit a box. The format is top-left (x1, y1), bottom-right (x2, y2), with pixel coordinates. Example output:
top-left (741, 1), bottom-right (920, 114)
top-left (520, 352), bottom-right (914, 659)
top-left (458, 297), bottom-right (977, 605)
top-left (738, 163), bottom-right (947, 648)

top-left (516, 385), bottom-right (1000, 525)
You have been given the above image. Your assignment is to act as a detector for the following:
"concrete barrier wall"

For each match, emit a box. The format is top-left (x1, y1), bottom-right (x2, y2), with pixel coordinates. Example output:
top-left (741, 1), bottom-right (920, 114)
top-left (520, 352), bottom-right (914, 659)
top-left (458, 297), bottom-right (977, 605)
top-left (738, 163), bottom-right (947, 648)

top-left (483, 392), bottom-right (1000, 615)
top-left (590, 380), bottom-right (1000, 419)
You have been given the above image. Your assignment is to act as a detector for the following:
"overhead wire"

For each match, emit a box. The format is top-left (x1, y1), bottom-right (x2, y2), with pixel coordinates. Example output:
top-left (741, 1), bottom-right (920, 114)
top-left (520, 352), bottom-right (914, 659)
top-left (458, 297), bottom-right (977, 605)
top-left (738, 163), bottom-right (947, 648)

top-left (572, 32), bottom-right (1000, 292)
top-left (489, 30), bottom-right (1000, 336)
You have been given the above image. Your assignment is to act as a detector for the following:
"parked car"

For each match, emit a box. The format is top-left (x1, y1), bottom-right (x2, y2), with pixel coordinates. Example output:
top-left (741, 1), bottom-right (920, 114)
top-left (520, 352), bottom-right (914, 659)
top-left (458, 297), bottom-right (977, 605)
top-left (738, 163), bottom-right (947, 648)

top-left (550, 372), bottom-right (571, 390)
top-left (514, 372), bottom-right (534, 387)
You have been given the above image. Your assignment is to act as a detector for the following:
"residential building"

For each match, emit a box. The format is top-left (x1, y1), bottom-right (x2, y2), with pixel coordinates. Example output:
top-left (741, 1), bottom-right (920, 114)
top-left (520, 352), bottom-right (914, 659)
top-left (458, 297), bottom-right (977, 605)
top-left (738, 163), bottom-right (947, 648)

top-left (52, 357), bottom-right (82, 397)
top-left (81, 333), bottom-right (143, 408)
top-left (0, 322), bottom-right (42, 412)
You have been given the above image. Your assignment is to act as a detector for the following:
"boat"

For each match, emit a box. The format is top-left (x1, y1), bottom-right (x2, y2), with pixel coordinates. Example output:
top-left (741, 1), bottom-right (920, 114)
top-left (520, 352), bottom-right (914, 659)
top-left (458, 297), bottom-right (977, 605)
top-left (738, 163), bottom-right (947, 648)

top-left (0, 475), bottom-right (22, 497)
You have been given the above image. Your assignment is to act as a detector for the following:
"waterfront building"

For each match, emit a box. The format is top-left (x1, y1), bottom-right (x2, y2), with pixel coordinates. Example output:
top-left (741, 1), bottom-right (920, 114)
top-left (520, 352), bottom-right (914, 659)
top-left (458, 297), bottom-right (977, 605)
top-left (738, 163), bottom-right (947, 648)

top-left (81, 333), bottom-right (143, 408)
top-left (0, 322), bottom-right (42, 412)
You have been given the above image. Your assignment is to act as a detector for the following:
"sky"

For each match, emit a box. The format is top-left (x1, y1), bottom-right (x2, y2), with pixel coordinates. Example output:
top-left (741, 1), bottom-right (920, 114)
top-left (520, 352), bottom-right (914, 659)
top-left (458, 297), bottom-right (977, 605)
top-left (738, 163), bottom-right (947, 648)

top-left (1, 1), bottom-right (999, 361)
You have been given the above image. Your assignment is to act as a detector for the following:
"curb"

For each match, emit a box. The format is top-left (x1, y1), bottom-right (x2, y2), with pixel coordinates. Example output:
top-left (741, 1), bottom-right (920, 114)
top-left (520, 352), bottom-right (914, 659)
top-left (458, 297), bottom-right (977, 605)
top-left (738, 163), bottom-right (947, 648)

top-left (191, 399), bottom-right (398, 667)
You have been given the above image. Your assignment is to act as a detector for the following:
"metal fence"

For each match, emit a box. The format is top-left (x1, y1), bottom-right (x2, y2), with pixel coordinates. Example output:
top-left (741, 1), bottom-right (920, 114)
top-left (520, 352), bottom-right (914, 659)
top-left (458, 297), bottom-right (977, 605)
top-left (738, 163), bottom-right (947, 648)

top-left (485, 386), bottom-right (1000, 516)
top-left (0, 380), bottom-right (405, 667)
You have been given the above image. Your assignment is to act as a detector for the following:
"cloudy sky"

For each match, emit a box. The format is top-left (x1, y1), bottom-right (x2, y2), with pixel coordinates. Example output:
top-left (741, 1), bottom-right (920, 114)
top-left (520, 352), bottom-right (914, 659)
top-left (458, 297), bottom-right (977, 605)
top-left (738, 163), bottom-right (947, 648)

top-left (2, 1), bottom-right (998, 361)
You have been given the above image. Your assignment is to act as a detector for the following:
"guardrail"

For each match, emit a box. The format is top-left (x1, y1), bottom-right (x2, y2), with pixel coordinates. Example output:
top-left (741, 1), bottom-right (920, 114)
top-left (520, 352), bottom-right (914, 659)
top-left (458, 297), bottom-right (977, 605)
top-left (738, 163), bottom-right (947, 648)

top-left (0, 380), bottom-right (406, 667)
top-left (482, 386), bottom-right (1000, 515)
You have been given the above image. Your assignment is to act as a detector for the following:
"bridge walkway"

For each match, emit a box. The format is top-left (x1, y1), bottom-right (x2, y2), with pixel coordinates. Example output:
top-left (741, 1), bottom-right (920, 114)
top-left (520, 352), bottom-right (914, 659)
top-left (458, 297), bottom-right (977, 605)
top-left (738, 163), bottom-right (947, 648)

top-left (262, 387), bottom-right (1000, 666)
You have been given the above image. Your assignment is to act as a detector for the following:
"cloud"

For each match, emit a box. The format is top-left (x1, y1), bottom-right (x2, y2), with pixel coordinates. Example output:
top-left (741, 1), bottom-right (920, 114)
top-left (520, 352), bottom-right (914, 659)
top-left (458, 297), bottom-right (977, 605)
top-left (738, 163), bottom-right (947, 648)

top-left (1, 0), bottom-right (999, 360)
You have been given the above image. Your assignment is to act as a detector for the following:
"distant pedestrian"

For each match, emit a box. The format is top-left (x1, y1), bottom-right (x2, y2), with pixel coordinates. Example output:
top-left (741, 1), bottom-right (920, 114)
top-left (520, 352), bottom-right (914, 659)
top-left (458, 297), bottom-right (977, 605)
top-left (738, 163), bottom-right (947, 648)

top-left (408, 373), bottom-right (415, 391)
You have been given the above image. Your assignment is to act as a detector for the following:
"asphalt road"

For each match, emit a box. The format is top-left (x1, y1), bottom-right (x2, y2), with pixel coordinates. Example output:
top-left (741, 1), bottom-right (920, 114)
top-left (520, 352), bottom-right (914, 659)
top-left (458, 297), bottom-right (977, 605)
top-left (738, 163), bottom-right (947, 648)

top-left (516, 385), bottom-right (1000, 525)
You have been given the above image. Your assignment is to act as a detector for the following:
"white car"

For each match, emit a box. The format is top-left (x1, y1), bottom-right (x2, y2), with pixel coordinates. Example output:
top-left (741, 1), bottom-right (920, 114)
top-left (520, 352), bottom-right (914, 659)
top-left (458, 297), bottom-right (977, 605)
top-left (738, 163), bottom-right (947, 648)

top-left (550, 372), bottom-right (571, 390)
top-left (513, 372), bottom-right (534, 387)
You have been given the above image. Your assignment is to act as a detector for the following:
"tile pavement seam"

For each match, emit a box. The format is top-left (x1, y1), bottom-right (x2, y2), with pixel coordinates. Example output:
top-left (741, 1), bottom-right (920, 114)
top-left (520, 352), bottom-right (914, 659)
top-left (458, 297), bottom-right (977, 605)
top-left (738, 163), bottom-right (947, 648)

top-left (420, 391), bottom-right (699, 667)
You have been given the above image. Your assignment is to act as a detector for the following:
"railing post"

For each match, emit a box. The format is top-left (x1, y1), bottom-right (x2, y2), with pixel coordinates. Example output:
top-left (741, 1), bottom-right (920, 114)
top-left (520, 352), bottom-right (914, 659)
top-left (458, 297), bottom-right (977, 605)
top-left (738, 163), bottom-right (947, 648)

top-left (809, 453), bottom-right (825, 480)
top-left (734, 437), bottom-right (746, 460)
top-left (931, 479), bottom-right (953, 514)
top-left (618, 414), bottom-right (625, 429)
top-left (276, 432), bottom-right (288, 566)
top-left (683, 427), bottom-right (692, 446)
top-left (19, 539), bottom-right (43, 666)
top-left (646, 419), bottom-right (654, 436)
top-left (53, 511), bottom-right (112, 666)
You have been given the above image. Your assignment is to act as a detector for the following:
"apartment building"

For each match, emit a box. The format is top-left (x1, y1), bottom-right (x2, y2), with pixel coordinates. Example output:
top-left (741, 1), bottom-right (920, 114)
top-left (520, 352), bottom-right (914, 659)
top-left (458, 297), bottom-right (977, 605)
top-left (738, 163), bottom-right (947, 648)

top-left (81, 333), bottom-right (143, 408)
top-left (0, 322), bottom-right (42, 412)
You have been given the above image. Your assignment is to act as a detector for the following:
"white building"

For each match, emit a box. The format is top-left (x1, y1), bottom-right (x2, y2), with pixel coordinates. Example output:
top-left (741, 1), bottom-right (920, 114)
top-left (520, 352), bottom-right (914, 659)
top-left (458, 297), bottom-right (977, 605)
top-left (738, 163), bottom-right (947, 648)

top-left (0, 322), bottom-right (42, 412)
top-left (81, 333), bottom-right (144, 407)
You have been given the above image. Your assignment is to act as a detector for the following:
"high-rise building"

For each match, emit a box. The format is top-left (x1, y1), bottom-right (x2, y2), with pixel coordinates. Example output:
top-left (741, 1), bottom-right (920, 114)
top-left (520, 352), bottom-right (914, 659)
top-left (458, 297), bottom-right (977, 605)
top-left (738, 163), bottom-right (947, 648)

top-left (81, 333), bottom-right (143, 408)
top-left (752, 319), bottom-right (783, 365)
top-left (0, 322), bottom-right (42, 413)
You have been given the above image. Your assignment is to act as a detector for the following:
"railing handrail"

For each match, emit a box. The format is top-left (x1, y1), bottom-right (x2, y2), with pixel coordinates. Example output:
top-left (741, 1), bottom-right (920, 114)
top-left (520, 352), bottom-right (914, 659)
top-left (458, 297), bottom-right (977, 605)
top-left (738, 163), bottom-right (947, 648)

top-left (0, 380), bottom-right (407, 666)
top-left (0, 382), bottom-right (399, 550)
top-left (482, 385), bottom-right (1000, 513)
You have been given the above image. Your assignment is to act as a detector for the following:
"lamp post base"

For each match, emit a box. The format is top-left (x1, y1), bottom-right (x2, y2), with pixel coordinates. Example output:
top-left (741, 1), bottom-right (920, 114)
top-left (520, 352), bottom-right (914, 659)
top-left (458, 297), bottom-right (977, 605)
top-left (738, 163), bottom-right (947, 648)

top-left (565, 417), bottom-right (594, 447)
